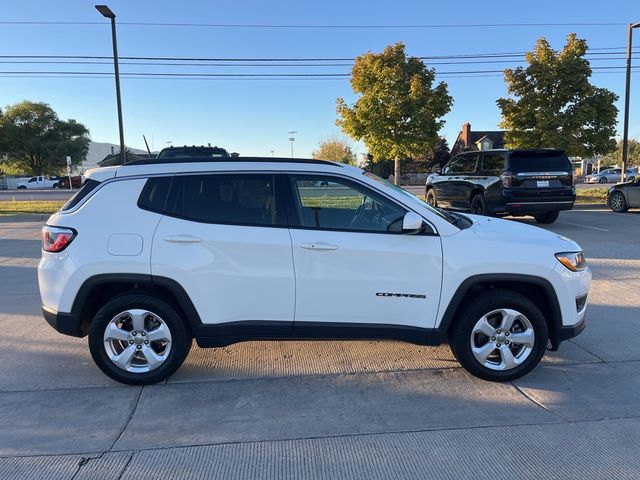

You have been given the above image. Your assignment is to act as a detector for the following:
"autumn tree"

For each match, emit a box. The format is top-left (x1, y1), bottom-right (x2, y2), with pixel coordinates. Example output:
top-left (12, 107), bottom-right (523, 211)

top-left (497, 34), bottom-right (618, 157)
top-left (312, 135), bottom-right (357, 164)
top-left (0, 101), bottom-right (90, 175)
top-left (337, 43), bottom-right (453, 183)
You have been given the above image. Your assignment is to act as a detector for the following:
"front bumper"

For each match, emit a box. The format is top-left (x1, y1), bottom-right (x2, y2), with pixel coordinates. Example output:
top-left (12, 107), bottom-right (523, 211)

top-left (42, 306), bottom-right (85, 337)
top-left (556, 315), bottom-right (587, 344)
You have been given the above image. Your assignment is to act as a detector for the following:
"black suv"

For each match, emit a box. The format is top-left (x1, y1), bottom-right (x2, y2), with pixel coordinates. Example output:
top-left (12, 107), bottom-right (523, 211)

top-left (425, 149), bottom-right (575, 224)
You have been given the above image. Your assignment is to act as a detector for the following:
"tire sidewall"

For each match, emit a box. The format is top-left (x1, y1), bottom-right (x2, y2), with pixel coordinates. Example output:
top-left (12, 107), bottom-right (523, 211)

top-left (450, 290), bottom-right (549, 382)
top-left (89, 294), bottom-right (191, 385)
top-left (470, 193), bottom-right (486, 215)
top-left (610, 192), bottom-right (627, 212)
top-left (426, 188), bottom-right (437, 207)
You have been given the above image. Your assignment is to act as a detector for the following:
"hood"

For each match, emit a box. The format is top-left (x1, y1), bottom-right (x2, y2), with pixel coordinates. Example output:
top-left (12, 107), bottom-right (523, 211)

top-left (468, 214), bottom-right (581, 252)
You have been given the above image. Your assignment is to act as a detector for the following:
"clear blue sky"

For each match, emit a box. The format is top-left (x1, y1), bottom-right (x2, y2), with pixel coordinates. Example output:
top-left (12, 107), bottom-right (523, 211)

top-left (0, 0), bottom-right (638, 159)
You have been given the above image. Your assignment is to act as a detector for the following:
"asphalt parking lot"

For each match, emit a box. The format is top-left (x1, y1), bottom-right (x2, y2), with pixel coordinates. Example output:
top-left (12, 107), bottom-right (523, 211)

top-left (0, 207), bottom-right (639, 479)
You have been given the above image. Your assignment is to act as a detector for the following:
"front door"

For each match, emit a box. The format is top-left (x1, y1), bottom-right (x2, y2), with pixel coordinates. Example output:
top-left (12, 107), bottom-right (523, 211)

top-left (286, 174), bottom-right (443, 330)
top-left (151, 173), bottom-right (295, 330)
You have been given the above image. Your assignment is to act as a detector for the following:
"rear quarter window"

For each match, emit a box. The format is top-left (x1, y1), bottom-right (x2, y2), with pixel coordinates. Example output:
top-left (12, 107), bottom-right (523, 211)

top-left (137, 177), bottom-right (172, 213)
top-left (60, 179), bottom-right (101, 211)
top-left (508, 152), bottom-right (572, 172)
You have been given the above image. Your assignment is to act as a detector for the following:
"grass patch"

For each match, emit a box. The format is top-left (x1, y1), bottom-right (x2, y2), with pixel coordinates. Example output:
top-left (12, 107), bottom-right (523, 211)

top-left (576, 187), bottom-right (608, 204)
top-left (0, 200), bottom-right (65, 215)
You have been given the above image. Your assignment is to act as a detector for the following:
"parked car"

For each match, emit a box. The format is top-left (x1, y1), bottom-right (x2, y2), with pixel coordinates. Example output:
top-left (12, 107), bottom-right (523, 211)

top-left (57, 175), bottom-right (84, 189)
top-left (607, 178), bottom-right (640, 212)
top-left (16, 176), bottom-right (59, 189)
top-left (156, 145), bottom-right (229, 160)
top-left (585, 168), bottom-right (638, 184)
top-left (39, 156), bottom-right (590, 385)
top-left (425, 149), bottom-right (575, 224)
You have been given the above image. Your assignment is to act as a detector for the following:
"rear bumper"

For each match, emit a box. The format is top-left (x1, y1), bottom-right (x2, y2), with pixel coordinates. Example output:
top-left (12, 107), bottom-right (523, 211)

top-left (42, 306), bottom-right (85, 337)
top-left (503, 200), bottom-right (575, 215)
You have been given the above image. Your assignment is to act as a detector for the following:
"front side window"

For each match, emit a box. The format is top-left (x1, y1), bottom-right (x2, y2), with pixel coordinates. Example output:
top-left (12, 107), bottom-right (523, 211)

top-left (289, 175), bottom-right (405, 233)
top-left (166, 174), bottom-right (278, 226)
top-left (442, 157), bottom-right (461, 174)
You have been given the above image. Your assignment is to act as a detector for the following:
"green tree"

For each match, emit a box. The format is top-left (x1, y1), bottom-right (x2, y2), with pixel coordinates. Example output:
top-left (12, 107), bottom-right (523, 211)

top-left (337, 43), bottom-right (453, 183)
top-left (497, 34), bottom-right (618, 157)
top-left (312, 135), bottom-right (358, 164)
top-left (0, 101), bottom-right (90, 175)
top-left (601, 138), bottom-right (640, 168)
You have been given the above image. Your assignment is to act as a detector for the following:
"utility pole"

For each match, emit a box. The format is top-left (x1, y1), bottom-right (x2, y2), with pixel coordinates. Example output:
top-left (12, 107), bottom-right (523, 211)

top-left (288, 131), bottom-right (297, 158)
top-left (621, 21), bottom-right (640, 183)
top-left (95, 5), bottom-right (126, 165)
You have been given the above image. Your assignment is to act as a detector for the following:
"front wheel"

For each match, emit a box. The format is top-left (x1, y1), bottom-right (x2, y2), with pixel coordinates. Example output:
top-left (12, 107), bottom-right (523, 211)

top-left (426, 188), bottom-right (437, 207)
top-left (534, 211), bottom-right (559, 224)
top-left (449, 289), bottom-right (548, 382)
top-left (89, 293), bottom-right (192, 385)
top-left (598, 176), bottom-right (607, 184)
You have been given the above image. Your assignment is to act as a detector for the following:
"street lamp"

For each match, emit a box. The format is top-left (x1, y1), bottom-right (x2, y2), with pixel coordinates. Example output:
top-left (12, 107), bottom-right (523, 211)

top-left (621, 20), bottom-right (640, 183)
top-left (95, 5), bottom-right (126, 165)
top-left (288, 131), bottom-right (297, 158)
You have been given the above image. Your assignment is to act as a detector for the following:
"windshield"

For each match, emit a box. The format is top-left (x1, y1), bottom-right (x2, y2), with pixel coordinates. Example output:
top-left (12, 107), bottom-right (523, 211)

top-left (363, 171), bottom-right (457, 225)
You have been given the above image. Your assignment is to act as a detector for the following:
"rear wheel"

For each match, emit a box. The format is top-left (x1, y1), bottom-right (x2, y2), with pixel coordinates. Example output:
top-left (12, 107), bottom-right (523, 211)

top-left (89, 293), bottom-right (191, 385)
top-left (426, 188), bottom-right (437, 207)
top-left (609, 191), bottom-right (628, 213)
top-left (449, 289), bottom-right (548, 382)
top-left (534, 211), bottom-right (559, 224)
top-left (470, 193), bottom-right (487, 216)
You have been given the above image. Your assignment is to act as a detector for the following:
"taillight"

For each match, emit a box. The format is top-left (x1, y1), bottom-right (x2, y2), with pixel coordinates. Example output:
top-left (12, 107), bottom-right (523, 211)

top-left (42, 226), bottom-right (76, 253)
top-left (501, 171), bottom-right (513, 188)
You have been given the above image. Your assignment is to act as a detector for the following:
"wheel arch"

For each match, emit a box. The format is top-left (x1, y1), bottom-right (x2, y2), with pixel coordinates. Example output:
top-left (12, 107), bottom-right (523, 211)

top-left (438, 274), bottom-right (564, 350)
top-left (70, 274), bottom-right (203, 337)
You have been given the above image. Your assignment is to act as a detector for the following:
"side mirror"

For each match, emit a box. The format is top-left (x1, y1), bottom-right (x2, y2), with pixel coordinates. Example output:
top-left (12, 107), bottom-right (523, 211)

top-left (402, 212), bottom-right (426, 234)
top-left (431, 166), bottom-right (442, 174)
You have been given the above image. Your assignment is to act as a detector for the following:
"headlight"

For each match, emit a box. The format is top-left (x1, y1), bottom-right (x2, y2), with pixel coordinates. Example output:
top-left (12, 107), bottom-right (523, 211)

top-left (555, 251), bottom-right (587, 272)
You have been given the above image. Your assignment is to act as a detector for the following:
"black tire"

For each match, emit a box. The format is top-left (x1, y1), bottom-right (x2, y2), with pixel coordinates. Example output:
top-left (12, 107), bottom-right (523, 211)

top-left (17, 185), bottom-right (26, 190)
top-left (628, 176), bottom-right (635, 182)
top-left (609, 191), bottom-right (628, 213)
top-left (89, 293), bottom-right (192, 385)
top-left (534, 210), bottom-right (559, 224)
top-left (470, 193), bottom-right (487, 216)
top-left (52, 183), bottom-right (59, 189)
top-left (449, 289), bottom-right (548, 382)
top-left (598, 176), bottom-right (607, 184)
top-left (426, 188), bottom-right (437, 207)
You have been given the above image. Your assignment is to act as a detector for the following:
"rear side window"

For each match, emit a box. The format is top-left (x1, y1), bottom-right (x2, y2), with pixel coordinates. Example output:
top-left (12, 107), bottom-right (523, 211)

top-left (508, 152), bottom-right (571, 172)
top-left (138, 177), bottom-right (172, 213)
top-left (60, 179), bottom-right (101, 211)
top-left (458, 154), bottom-right (479, 173)
top-left (481, 153), bottom-right (505, 174)
top-left (166, 174), bottom-right (279, 226)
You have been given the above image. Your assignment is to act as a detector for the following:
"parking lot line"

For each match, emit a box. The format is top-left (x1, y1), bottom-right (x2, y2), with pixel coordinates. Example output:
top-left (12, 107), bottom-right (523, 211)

top-left (557, 221), bottom-right (610, 232)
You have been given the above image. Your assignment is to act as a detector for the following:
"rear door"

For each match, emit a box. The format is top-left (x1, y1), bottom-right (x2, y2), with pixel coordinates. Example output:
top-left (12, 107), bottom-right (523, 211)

top-left (151, 173), bottom-right (295, 330)
top-left (286, 173), bottom-right (443, 330)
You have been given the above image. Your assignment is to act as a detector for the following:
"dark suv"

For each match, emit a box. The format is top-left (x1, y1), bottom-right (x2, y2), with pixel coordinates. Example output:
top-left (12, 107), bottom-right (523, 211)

top-left (425, 149), bottom-right (575, 224)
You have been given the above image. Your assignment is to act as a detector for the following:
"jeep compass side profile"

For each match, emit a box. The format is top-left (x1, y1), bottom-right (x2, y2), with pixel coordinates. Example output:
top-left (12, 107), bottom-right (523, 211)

top-left (39, 157), bottom-right (590, 385)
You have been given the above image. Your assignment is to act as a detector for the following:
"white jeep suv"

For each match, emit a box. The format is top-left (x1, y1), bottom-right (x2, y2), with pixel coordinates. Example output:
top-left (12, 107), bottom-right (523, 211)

top-left (38, 157), bottom-right (590, 385)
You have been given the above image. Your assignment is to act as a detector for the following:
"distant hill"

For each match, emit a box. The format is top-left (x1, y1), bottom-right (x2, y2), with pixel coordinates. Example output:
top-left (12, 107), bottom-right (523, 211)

top-left (82, 142), bottom-right (150, 170)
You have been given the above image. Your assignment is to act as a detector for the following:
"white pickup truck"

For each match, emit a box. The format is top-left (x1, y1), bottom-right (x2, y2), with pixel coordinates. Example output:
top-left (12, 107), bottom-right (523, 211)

top-left (17, 176), bottom-right (60, 189)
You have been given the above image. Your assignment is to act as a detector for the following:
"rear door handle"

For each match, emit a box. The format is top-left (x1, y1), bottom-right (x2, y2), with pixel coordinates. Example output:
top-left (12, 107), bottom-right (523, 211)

top-left (301, 242), bottom-right (338, 251)
top-left (163, 235), bottom-right (203, 243)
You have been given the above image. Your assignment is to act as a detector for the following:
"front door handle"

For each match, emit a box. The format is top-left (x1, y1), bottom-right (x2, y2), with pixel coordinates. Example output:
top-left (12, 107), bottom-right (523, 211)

top-left (164, 235), bottom-right (203, 244)
top-left (301, 242), bottom-right (338, 251)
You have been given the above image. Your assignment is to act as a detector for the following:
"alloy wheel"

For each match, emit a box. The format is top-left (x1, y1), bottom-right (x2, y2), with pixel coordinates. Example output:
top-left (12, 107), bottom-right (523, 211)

top-left (469, 308), bottom-right (535, 371)
top-left (103, 309), bottom-right (172, 373)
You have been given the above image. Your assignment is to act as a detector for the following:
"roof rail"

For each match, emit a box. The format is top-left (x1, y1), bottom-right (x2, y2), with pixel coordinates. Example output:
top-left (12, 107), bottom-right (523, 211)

top-left (123, 156), bottom-right (342, 167)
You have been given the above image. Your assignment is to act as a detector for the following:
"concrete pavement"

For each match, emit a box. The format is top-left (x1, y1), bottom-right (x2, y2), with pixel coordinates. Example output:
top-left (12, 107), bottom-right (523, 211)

top-left (0, 208), bottom-right (639, 478)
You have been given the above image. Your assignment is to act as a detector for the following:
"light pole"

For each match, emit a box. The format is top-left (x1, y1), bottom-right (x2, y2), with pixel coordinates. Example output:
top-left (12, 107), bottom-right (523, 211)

top-left (288, 131), bottom-right (297, 158)
top-left (95, 5), bottom-right (126, 165)
top-left (621, 21), bottom-right (640, 183)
